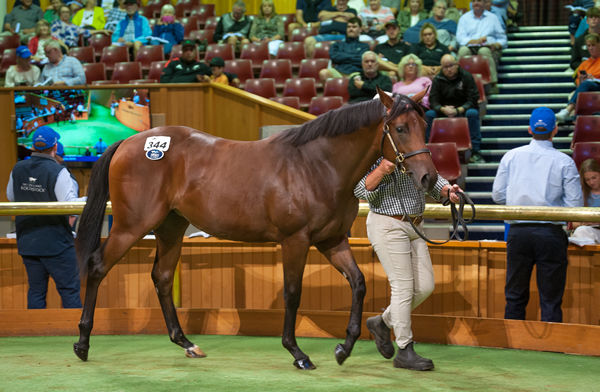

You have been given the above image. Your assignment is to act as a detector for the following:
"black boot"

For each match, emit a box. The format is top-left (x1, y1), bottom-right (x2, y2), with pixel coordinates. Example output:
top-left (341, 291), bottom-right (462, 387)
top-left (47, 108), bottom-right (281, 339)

top-left (366, 315), bottom-right (394, 359)
top-left (393, 342), bottom-right (434, 371)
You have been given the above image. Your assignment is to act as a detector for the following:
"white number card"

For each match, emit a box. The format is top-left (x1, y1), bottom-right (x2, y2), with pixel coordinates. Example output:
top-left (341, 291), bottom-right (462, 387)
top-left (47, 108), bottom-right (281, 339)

top-left (144, 136), bottom-right (171, 151)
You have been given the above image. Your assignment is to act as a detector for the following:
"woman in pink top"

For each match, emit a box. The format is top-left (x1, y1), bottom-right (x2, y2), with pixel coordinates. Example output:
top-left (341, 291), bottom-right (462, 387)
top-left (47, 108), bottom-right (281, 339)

top-left (392, 53), bottom-right (432, 108)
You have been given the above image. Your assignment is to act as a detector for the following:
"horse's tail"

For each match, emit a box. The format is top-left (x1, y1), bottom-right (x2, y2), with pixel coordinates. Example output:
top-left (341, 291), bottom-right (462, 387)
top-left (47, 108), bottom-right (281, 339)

top-left (76, 140), bottom-right (123, 277)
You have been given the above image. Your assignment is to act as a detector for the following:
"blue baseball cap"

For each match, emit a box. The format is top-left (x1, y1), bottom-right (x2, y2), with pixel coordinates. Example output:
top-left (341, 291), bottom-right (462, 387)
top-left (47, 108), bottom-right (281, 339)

top-left (16, 45), bottom-right (31, 59)
top-left (32, 126), bottom-right (60, 151)
top-left (56, 141), bottom-right (65, 157)
top-left (529, 107), bottom-right (556, 134)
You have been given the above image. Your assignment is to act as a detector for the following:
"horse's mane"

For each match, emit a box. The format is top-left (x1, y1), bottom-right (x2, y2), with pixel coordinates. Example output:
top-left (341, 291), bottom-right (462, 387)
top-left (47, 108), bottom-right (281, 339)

top-left (275, 94), bottom-right (423, 147)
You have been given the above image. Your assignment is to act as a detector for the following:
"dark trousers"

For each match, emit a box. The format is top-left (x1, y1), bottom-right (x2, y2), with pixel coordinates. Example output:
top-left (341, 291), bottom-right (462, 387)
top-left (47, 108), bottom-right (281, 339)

top-left (505, 224), bottom-right (568, 322)
top-left (22, 246), bottom-right (82, 309)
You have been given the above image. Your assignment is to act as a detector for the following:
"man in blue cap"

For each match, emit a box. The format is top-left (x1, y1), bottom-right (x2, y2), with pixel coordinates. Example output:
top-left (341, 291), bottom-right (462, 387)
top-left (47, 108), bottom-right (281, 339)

top-left (6, 126), bottom-right (85, 309)
top-left (492, 107), bottom-right (583, 322)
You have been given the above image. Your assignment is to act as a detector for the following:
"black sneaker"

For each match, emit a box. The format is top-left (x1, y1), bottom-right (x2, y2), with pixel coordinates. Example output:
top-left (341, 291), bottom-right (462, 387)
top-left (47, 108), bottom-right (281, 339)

top-left (366, 315), bottom-right (394, 359)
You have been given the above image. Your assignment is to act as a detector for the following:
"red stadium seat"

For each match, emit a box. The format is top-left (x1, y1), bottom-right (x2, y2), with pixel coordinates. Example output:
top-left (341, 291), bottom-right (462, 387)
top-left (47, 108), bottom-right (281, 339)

top-left (429, 117), bottom-right (471, 162)
top-left (100, 45), bottom-right (129, 71)
top-left (270, 96), bottom-right (301, 110)
top-left (279, 13), bottom-right (296, 38)
top-left (323, 77), bottom-right (350, 103)
top-left (224, 59), bottom-right (253, 88)
top-left (69, 46), bottom-right (95, 63)
top-left (427, 142), bottom-right (462, 183)
top-left (572, 142), bottom-right (600, 169)
top-left (313, 40), bottom-right (333, 59)
top-left (276, 41), bottom-right (306, 70)
top-left (83, 62), bottom-right (107, 83)
top-left (240, 42), bottom-right (269, 73)
top-left (259, 59), bottom-right (292, 89)
top-left (308, 96), bottom-right (344, 116)
top-left (148, 60), bottom-right (168, 80)
top-left (135, 45), bottom-right (165, 72)
top-left (572, 115), bottom-right (600, 148)
top-left (189, 29), bottom-right (215, 44)
top-left (298, 58), bottom-right (329, 88)
top-left (181, 15), bottom-right (200, 38)
top-left (458, 55), bottom-right (491, 84)
top-left (244, 78), bottom-right (277, 98)
top-left (111, 61), bottom-right (143, 84)
top-left (175, 0), bottom-right (197, 17)
top-left (0, 34), bottom-right (20, 53)
top-left (204, 16), bottom-right (220, 30)
top-left (0, 48), bottom-right (16, 74)
top-left (191, 4), bottom-right (215, 27)
top-left (289, 26), bottom-right (318, 42)
top-left (141, 3), bottom-right (162, 19)
top-left (204, 43), bottom-right (235, 62)
top-left (282, 77), bottom-right (317, 109)
top-left (92, 80), bottom-right (119, 85)
top-left (89, 33), bottom-right (112, 59)
top-left (575, 92), bottom-right (600, 116)
top-left (473, 73), bottom-right (486, 103)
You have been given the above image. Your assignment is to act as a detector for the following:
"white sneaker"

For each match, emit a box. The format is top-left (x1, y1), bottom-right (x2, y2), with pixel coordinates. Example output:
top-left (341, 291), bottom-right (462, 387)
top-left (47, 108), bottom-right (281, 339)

top-left (556, 108), bottom-right (571, 122)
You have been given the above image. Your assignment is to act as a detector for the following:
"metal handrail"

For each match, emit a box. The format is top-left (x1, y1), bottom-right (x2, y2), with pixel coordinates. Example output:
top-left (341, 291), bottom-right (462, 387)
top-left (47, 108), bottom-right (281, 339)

top-left (1, 202), bottom-right (600, 222)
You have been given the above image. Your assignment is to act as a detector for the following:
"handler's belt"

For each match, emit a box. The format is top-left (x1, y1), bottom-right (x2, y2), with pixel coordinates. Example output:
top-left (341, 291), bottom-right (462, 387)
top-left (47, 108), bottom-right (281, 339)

top-left (392, 215), bottom-right (423, 225)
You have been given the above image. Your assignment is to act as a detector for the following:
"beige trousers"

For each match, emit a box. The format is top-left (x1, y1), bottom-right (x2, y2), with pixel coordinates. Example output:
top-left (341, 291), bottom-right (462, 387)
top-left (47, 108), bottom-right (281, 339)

top-left (366, 212), bottom-right (435, 349)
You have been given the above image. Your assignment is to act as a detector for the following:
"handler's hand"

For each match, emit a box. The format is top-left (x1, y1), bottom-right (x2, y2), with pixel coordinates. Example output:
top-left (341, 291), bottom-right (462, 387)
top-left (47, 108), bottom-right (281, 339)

top-left (378, 158), bottom-right (397, 174)
top-left (443, 184), bottom-right (463, 203)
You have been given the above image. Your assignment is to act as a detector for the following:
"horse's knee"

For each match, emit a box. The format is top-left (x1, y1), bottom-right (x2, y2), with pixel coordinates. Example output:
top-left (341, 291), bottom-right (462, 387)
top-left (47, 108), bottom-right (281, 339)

top-left (353, 273), bottom-right (366, 299)
top-left (87, 251), bottom-right (106, 281)
top-left (284, 285), bottom-right (302, 309)
top-left (151, 269), bottom-right (173, 296)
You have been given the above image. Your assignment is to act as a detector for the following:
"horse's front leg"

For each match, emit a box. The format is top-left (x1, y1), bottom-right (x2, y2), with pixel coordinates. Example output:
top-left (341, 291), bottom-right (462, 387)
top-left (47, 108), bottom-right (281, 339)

top-left (280, 235), bottom-right (313, 369)
top-left (316, 236), bottom-right (366, 365)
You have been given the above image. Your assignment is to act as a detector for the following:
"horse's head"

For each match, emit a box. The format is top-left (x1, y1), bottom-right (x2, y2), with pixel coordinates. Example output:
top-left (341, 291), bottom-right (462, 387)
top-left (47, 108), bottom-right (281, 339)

top-left (377, 86), bottom-right (438, 192)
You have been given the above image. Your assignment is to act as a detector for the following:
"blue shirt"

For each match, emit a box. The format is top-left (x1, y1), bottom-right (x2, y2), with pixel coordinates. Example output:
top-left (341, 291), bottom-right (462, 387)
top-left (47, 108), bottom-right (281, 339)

top-left (40, 55), bottom-right (86, 86)
top-left (456, 9), bottom-right (507, 48)
top-left (492, 139), bottom-right (583, 224)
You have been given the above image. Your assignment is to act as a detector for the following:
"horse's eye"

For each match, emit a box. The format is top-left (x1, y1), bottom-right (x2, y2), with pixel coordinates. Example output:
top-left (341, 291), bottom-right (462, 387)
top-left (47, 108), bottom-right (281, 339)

top-left (396, 125), bottom-right (407, 133)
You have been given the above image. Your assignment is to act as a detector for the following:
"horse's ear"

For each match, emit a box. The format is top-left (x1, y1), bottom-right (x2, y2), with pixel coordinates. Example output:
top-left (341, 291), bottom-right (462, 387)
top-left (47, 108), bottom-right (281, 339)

top-left (411, 86), bottom-right (430, 104)
top-left (377, 86), bottom-right (393, 109)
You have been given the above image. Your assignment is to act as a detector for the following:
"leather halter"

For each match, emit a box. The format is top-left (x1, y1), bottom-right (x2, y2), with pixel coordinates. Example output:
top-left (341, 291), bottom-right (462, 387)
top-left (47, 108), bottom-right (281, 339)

top-left (380, 123), bottom-right (431, 173)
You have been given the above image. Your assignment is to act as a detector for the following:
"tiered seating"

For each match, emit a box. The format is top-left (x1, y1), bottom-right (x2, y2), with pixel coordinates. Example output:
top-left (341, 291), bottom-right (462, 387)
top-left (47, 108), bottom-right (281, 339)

top-left (69, 46), bottom-right (95, 63)
top-left (575, 92), bottom-right (600, 116)
top-left (0, 34), bottom-right (20, 53)
top-left (175, 0), bottom-right (199, 17)
top-left (0, 49), bottom-right (16, 75)
top-left (427, 142), bottom-right (462, 183)
top-left (89, 33), bottom-right (112, 60)
top-left (135, 45), bottom-right (165, 73)
top-left (323, 78), bottom-right (349, 103)
top-left (240, 42), bottom-right (269, 74)
top-left (111, 61), bottom-right (143, 84)
top-left (282, 77), bottom-right (317, 110)
top-left (224, 59), bottom-right (253, 88)
top-left (83, 62), bottom-right (106, 83)
top-left (428, 117), bottom-right (472, 162)
top-left (458, 55), bottom-right (491, 85)
top-left (313, 41), bottom-right (333, 59)
top-left (308, 96), bottom-right (343, 116)
top-left (298, 58), bottom-right (329, 88)
top-left (100, 46), bottom-right (129, 72)
top-left (572, 142), bottom-right (600, 169)
top-left (271, 96), bottom-right (300, 109)
top-left (276, 42), bottom-right (305, 71)
top-left (191, 4), bottom-right (215, 28)
top-left (181, 15), bottom-right (200, 38)
top-left (245, 78), bottom-right (277, 98)
top-left (572, 116), bottom-right (600, 147)
top-left (148, 60), bottom-right (168, 80)
top-left (259, 59), bottom-right (292, 89)
top-left (204, 43), bottom-right (234, 62)
top-left (189, 29), bottom-right (215, 44)
top-left (204, 16), bottom-right (220, 30)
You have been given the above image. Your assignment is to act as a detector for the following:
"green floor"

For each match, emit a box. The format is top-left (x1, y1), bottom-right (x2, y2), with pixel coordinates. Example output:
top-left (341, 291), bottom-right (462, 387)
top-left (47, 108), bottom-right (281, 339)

top-left (0, 335), bottom-right (597, 391)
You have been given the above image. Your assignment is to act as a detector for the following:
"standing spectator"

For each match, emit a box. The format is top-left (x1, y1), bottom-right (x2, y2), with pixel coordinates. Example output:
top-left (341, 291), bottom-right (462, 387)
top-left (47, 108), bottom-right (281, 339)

top-left (93, 138), bottom-right (108, 155)
top-left (5, 46), bottom-right (41, 87)
top-left (404, 0), bottom-right (457, 52)
top-left (3, 0), bottom-right (44, 43)
top-left (44, 0), bottom-right (64, 25)
top-left (348, 50), bottom-right (393, 103)
top-left (209, 57), bottom-right (240, 87)
top-left (359, 0), bottom-right (395, 43)
top-left (570, 7), bottom-right (600, 72)
top-left (287, 0), bottom-right (331, 36)
top-left (426, 54), bottom-right (483, 162)
top-left (411, 23), bottom-right (450, 77)
top-left (355, 156), bottom-right (462, 371)
top-left (319, 17), bottom-right (370, 82)
top-left (397, 0), bottom-right (428, 34)
top-left (373, 19), bottom-right (412, 79)
top-left (304, 0), bottom-right (357, 58)
top-left (111, 0), bottom-right (152, 58)
top-left (104, 0), bottom-right (127, 32)
top-left (72, 0), bottom-right (106, 30)
top-left (456, 0), bottom-right (506, 94)
top-left (492, 107), bottom-right (583, 322)
top-left (392, 54), bottom-right (432, 108)
top-left (151, 3), bottom-right (184, 55)
top-left (5, 126), bottom-right (83, 309)
top-left (249, 0), bottom-right (285, 57)
top-left (160, 39), bottom-right (211, 83)
top-left (213, 1), bottom-right (251, 50)
top-left (39, 40), bottom-right (86, 86)
top-left (570, 158), bottom-right (600, 244)
top-left (28, 19), bottom-right (58, 64)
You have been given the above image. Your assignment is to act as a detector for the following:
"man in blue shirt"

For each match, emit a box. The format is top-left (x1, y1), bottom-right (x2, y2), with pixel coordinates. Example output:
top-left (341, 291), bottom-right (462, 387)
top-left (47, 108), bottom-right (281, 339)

top-left (492, 107), bottom-right (583, 323)
top-left (93, 138), bottom-right (108, 155)
top-left (6, 126), bottom-right (84, 309)
top-left (39, 40), bottom-right (86, 86)
top-left (318, 17), bottom-right (369, 82)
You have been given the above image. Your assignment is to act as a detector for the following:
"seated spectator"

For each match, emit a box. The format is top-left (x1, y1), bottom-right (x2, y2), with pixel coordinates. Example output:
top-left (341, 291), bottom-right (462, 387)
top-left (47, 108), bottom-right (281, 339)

top-left (426, 54), bottom-right (483, 162)
top-left (397, 0), bottom-right (428, 34)
top-left (382, 0), bottom-right (400, 16)
top-left (348, 50), bottom-right (393, 103)
top-left (288, 0), bottom-right (331, 36)
top-left (358, 0), bottom-right (395, 43)
top-left (570, 158), bottom-right (600, 244)
top-left (72, 0), bottom-right (105, 30)
top-left (319, 17), bottom-right (370, 82)
top-left (52, 5), bottom-right (109, 48)
top-left (160, 39), bottom-right (211, 83)
top-left (151, 4), bottom-right (183, 55)
top-left (28, 19), bottom-right (58, 64)
top-left (568, 0), bottom-right (596, 44)
top-left (304, 0), bottom-right (357, 58)
top-left (3, 0), bottom-right (44, 43)
top-left (373, 19), bottom-right (412, 79)
top-left (66, 0), bottom-right (83, 15)
top-left (404, 0), bottom-right (457, 52)
top-left (249, 0), bottom-right (284, 57)
top-left (209, 57), bottom-right (240, 87)
top-left (557, 33), bottom-right (600, 122)
top-left (214, 1), bottom-right (251, 50)
top-left (435, 0), bottom-right (461, 23)
top-left (39, 40), bottom-right (86, 85)
top-left (456, 0), bottom-right (506, 94)
top-left (44, 0), bottom-right (63, 25)
top-left (105, 0), bottom-right (127, 32)
top-left (5, 46), bottom-right (41, 87)
top-left (392, 53), bottom-right (432, 107)
top-left (571, 7), bottom-right (600, 72)
top-left (412, 23), bottom-right (450, 77)
top-left (111, 0), bottom-right (151, 58)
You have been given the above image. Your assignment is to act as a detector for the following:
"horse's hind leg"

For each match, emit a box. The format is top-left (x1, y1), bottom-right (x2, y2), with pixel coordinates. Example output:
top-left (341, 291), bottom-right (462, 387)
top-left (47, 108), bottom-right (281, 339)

top-left (316, 236), bottom-right (366, 365)
top-left (153, 212), bottom-right (205, 358)
top-left (280, 235), bottom-right (314, 370)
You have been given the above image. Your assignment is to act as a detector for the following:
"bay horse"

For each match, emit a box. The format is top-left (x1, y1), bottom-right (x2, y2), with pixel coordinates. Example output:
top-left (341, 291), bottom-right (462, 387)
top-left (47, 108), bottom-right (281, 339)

top-left (73, 88), bottom-right (438, 370)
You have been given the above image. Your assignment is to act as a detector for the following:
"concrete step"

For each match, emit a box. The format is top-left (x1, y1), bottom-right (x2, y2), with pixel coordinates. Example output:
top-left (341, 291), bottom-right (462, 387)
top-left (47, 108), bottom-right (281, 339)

top-left (499, 71), bottom-right (573, 79)
top-left (466, 191), bottom-right (493, 199)
top-left (508, 31), bottom-right (569, 39)
top-left (501, 55), bottom-right (570, 63)
top-left (486, 102), bottom-right (564, 111)
top-left (467, 162), bottom-right (500, 170)
top-left (482, 125), bottom-right (572, 132)
top-left (466, 176), bottom-right (495, 183)
top-left (482, 136), bottom-right (572, 144)
top-left (502, 47), bottom-right (570, 55)
top-left (496, 82), bottom-right (574, 89)
top-left (480, 148), bottom-right (572, 156)
top-left (516, 26), bottom-right (567, 32)
top-left (488, 93), bottom-right (569, 101)
top-left (499, 64), bottom-right (570, 71)
top-left (483, 113), bottom-right (531, 121)
top-left (507, 39), bottom-right (570, 47)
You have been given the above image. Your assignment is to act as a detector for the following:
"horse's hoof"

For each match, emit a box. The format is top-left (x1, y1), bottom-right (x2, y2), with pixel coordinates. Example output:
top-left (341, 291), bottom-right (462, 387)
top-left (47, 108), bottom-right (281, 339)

top-left (293, 358), bottom-right (316, 370)
top-left (73, 342), bottom-right (89, 362)
top-left (335, 343), bottom-right (350, 365)
top-left (185, 345), bottom-right (207, 358)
